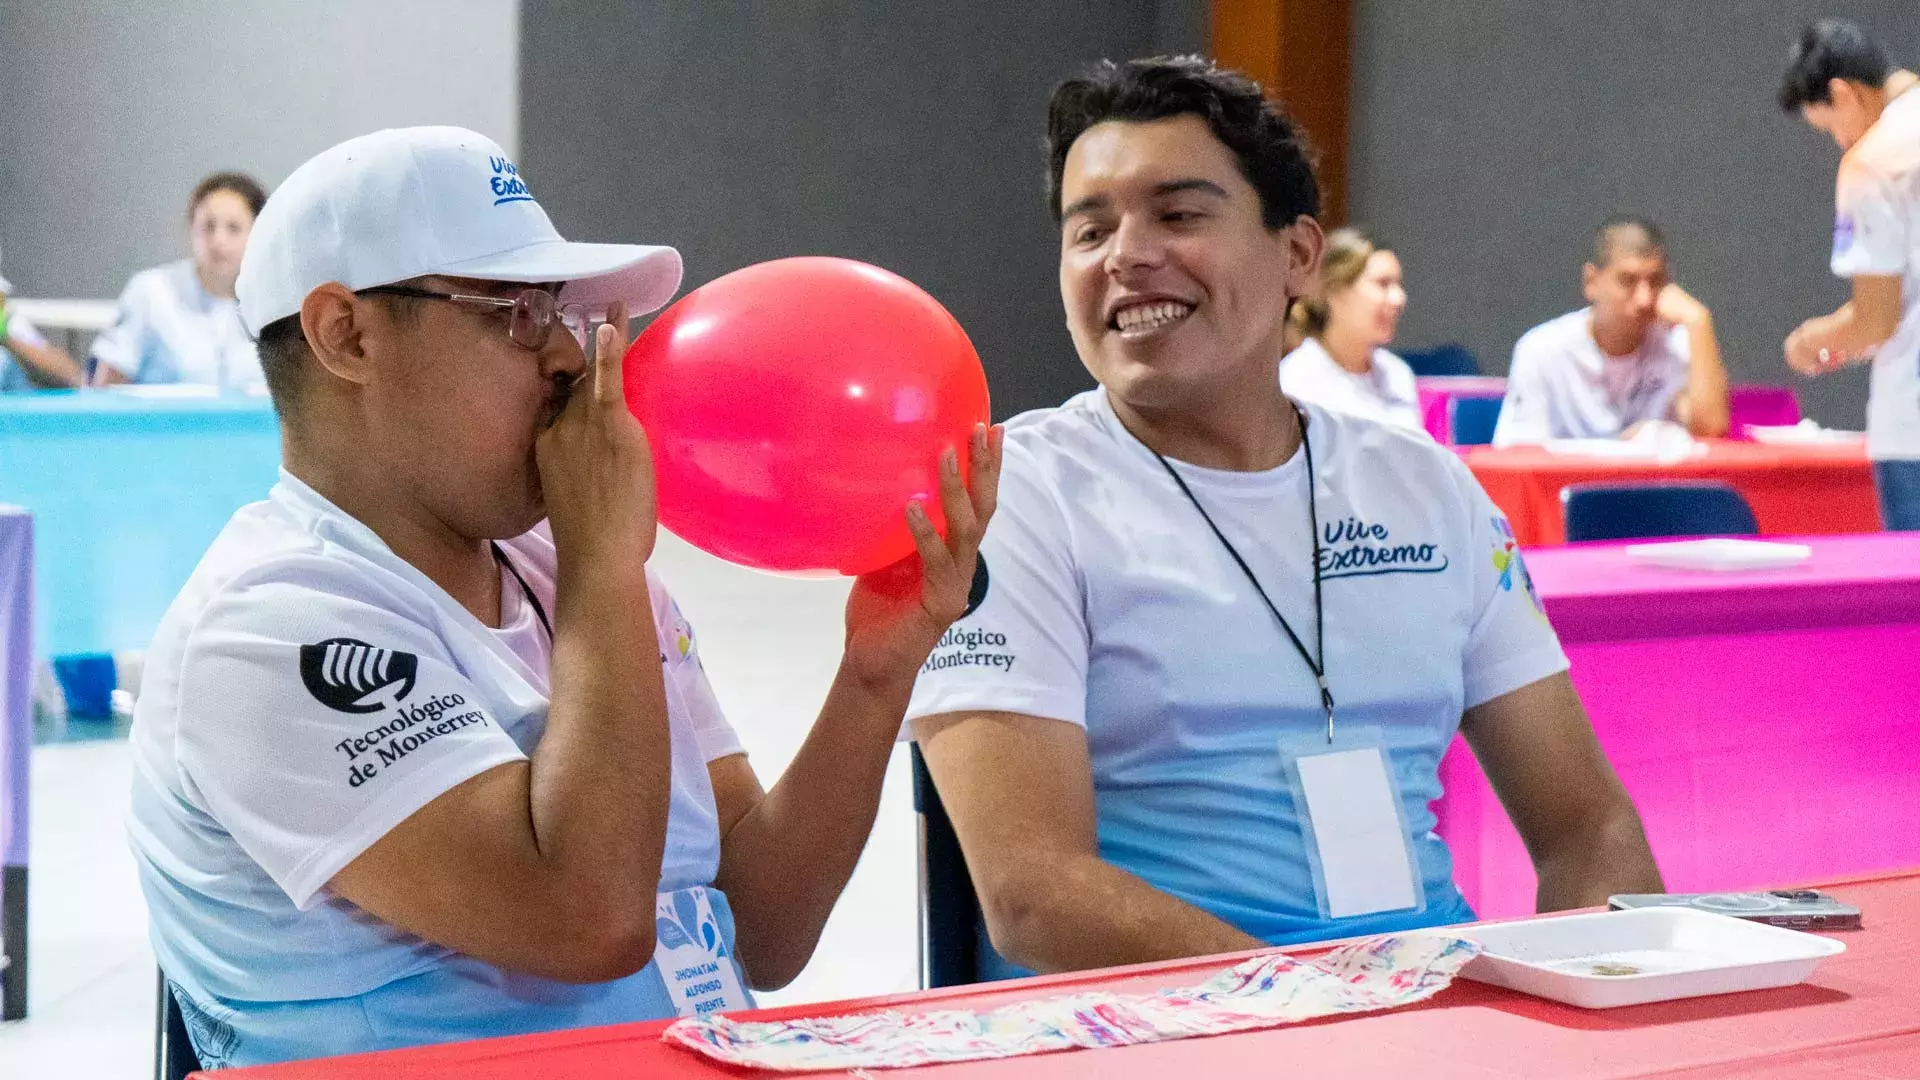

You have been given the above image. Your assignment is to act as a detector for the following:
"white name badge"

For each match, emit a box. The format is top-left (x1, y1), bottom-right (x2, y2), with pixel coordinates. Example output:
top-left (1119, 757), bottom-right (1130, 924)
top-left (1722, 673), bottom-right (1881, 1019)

top-left (1279, 726), bottom-right (1425, 920)
top-left (653, 885), bottom-right (751, 1018)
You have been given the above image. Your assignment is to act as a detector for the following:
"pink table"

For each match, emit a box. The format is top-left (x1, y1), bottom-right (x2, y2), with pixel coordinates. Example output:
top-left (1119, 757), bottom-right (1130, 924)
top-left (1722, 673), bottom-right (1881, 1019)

top-left (1437, 533), bottom-right (1920, 918)
top-left (208, 870), bottom-right (1920, 1078)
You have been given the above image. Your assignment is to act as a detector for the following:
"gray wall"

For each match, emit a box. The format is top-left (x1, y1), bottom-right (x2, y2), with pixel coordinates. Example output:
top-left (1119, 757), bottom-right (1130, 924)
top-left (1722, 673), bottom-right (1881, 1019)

top-left (1350, 3), bottom-right (1920, 428)
top-left (0, 0), bottom-right (520, 300)
top-left (520, 1), bottom-right (1205, 420)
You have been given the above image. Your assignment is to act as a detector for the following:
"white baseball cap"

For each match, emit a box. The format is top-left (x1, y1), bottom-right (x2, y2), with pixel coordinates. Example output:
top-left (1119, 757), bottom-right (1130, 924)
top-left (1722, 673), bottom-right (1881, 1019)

top-left (236, 126), bottom-right (682, 336)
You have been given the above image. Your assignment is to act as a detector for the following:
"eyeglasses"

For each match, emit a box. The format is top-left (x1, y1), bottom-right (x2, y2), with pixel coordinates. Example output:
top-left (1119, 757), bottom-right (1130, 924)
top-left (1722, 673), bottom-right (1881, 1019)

top-left (357, 285), bottom-right (606, 350)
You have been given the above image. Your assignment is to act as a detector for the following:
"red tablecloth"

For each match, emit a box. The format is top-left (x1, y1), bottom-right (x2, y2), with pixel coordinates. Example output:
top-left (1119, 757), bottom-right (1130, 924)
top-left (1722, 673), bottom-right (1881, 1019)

top-left (1465, 442), bottom-right (1881, 545)
top-left (1439, 535), bottom-right (1920, 918)
top-left (205, 870), bottom-right (1920, 1079)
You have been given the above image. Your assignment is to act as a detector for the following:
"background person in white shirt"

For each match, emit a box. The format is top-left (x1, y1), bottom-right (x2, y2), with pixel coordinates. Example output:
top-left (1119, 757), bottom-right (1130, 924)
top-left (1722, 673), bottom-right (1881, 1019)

top-left (0, 262), bottom-right (84, 389)
top-left (1779, 20), bottom-right (1920, 530)
top-left (91, 171), bottom-right (268, 391)
top-left (1279, 226), bottom-right (1420, 430)
top-left (1492, 218), bottom-right (1730, 445)
top-left (126, 127), bottom-right (999, 1067)
top-left (908, 58), bottom-right (1659, 980)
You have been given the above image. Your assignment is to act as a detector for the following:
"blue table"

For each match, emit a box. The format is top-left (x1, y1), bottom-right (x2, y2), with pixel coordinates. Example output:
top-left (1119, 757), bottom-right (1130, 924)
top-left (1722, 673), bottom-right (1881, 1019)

top-left (1, 507), bottom-right (31, 1019)
top-left (0, 391), bottom-right (282, 658)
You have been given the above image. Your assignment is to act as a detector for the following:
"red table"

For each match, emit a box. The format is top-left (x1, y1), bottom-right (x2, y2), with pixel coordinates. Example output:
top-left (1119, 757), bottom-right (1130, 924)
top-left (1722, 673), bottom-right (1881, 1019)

top-left (1465, 442), bottom-right (1881, 545)
top-left (204, 870), bottom-right (1920, 1078)
top-left (1439, 534), bottom-right (1920, 920)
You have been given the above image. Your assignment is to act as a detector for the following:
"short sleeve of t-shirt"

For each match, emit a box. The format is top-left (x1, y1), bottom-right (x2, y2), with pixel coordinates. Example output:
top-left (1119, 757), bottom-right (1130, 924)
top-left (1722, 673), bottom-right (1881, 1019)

top-left (175, 564), bottom-right (529, 909)
top-left (905, 437), bottom-right (1088, 730)
top-left (1833, 162), bottom-right (1909, 279)
top-left (1445, 456), bottom-right (1569, 706)
top-left (651, 578), bottom-right (745, 763)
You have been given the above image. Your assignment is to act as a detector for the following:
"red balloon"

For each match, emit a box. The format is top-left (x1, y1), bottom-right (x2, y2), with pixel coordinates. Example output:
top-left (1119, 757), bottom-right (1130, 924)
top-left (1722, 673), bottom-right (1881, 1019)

top-left (624, 257), bottom-right (991, 576)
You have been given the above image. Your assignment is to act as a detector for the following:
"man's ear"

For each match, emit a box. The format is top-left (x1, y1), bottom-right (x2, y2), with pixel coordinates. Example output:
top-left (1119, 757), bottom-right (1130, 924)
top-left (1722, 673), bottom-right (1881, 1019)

top-left (1582, 262), bottom-right (1602, 304)
top-left (1283, 215), bottom-right (1326, 297)
top-left (300, 283), bottom-right (376, 387)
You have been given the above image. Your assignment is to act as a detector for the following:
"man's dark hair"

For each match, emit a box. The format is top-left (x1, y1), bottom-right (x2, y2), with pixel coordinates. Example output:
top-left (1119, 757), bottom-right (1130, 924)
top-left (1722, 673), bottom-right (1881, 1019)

top-left (1046, 55), bottom-right (1319, 229)
top-left (1779, 19), bottom-right (1894, 112)
top-left (188, 171), bottom-right (268, 219)
top-left (1591, 215), bottom-right (1666, 268)
top-left (254, 314), bottom-right (309, 417)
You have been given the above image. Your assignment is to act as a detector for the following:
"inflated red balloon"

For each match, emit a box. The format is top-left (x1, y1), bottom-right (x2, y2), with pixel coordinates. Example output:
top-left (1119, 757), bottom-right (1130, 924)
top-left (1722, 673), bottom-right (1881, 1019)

top-left (624, 257), bottom-right (990, 575)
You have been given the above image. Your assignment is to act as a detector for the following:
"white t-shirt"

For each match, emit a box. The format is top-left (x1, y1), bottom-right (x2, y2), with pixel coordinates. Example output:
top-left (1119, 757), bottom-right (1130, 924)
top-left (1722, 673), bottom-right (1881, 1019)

top-left (1279, 338), bottom-right (1423, 432)
top-left (1492, 309), bottom-right (1690, 445)
top-left (906, 390), bottom-right (1567, 956)
top-left (1832, 87), bottom-right (1920, 461)
top-left (91, 258), bottom-right (263, 390)
top-left (127, 470), bottom-right (745, 1067)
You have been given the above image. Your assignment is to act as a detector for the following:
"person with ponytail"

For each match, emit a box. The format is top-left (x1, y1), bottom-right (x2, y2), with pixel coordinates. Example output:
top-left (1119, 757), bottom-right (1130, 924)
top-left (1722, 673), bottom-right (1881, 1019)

top-left (1279, 227), bottom-right (1422, 431)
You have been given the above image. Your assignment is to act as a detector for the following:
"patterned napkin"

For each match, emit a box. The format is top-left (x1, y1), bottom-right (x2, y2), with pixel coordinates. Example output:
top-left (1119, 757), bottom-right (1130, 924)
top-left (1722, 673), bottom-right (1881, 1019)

top-left (663, 932), bottom-right (1482, 1071)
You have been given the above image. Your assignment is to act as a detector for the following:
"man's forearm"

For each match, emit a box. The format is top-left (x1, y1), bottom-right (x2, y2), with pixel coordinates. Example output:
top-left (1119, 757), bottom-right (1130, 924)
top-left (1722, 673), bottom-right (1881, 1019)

top-left (5, 337), bottom-right (83, 387)
top-left (986, 854), bottom-right (1263, 974)
top-left (1531, 800), bottom-right (1663, 911)
top-left (714, 664), bottom-right (911, 988)
top-left (1681, 318), bottom-right (1730, 438)
top-left (534, 561), bottom-right (673, 905)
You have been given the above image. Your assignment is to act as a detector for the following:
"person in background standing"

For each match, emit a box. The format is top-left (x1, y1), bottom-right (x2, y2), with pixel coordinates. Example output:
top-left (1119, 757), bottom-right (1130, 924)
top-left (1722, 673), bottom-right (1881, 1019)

top-left (1780, 19), bottom-right (1920, 531)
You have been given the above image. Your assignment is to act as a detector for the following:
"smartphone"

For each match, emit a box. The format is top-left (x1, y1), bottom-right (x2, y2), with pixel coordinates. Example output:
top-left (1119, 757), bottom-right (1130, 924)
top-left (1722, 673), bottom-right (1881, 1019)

top-left (1607, 889), bottom-right (1862, 930)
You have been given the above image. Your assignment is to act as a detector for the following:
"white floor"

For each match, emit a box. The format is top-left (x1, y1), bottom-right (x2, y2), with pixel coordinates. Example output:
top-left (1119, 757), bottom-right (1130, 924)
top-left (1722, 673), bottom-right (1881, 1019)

top-left (0, 531), bottom-right (923, 1076)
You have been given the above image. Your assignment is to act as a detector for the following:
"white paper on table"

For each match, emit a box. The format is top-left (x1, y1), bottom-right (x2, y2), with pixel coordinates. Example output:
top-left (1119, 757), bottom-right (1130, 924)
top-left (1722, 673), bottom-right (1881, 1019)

top-left (1744, 420), bottom-right (1865, 445)
top-left (1623, 538), bottom-right (1813, 571)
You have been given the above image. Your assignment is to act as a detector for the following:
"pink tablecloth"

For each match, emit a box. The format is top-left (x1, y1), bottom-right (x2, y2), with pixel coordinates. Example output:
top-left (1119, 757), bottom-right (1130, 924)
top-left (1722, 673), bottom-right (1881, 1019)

top-left (1438, 534), bottom-right (1920, 918)
top-left (206, 870), bottom-right (1920, 1078)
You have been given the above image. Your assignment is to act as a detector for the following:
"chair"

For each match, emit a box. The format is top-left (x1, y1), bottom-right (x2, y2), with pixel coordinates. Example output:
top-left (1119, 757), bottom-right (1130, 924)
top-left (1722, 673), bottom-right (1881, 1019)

top-left (1560, 481), bottom-right (1760, 542)
top-left (910, 743), bottom-right (982, 989)
top-left (156, 970), bottom-right (203, 1080)
top-left (1399, 343), bottom-right (1481, 377)
top-left (1448, 395), bottom-right (1504, 446)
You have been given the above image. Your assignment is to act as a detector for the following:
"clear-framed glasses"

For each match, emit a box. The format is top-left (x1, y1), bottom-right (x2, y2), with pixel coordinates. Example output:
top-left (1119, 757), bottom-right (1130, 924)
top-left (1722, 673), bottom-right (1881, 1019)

top-left (357, 285), bottom-right (607, 350)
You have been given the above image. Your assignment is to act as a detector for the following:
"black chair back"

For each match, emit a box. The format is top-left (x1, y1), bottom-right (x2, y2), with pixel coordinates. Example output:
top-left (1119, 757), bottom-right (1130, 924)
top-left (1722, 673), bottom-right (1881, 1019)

top-left (1561, 480), bottom-right (1760, 542)
top-left (910, 743), bottom-right (982, 988)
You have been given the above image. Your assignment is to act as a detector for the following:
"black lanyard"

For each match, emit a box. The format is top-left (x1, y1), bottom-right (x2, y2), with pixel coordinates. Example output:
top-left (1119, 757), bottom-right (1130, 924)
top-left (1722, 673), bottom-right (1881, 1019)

top-left (490, 542), bottom-right (554, 644)
top-left (1150, 402), bottom-right (1334, 742)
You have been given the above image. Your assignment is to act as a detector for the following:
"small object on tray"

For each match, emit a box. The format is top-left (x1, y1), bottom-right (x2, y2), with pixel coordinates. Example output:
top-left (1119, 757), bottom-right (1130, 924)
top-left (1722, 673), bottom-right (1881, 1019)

top-left (1461, 907), bottom-right (1844, 1009)
top-left (1623, 538), bottom-right (1812, 571)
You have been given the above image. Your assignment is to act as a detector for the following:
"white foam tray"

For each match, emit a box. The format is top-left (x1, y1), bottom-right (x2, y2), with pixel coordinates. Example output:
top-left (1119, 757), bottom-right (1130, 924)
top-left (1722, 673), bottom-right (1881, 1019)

top-left (1460, 908), bottom-right (1844, 1009)
top-left (1624, 538), bottom-right (1812, 571)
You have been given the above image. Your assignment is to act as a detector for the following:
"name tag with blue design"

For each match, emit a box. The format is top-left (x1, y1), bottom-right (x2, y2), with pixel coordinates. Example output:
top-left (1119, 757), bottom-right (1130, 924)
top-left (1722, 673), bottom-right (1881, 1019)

top-left (654, 885), bottom-right (751, 1018)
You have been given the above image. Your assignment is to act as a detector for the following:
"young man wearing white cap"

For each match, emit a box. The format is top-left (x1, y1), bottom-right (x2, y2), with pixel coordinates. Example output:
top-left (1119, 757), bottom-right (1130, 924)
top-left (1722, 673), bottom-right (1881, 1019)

top-left (126, 126), bottom-right (1000, 1067)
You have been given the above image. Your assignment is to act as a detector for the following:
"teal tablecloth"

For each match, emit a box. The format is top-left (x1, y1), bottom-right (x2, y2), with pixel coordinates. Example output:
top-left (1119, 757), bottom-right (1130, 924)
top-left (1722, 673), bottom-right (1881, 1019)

top-left (0, 391), bottom-right (281, 658)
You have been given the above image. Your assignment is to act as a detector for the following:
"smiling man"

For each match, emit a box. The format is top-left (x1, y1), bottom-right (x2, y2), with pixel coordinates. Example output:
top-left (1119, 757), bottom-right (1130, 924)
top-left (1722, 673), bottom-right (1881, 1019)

top-left (905, 57), bottom-right (1660, 980)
